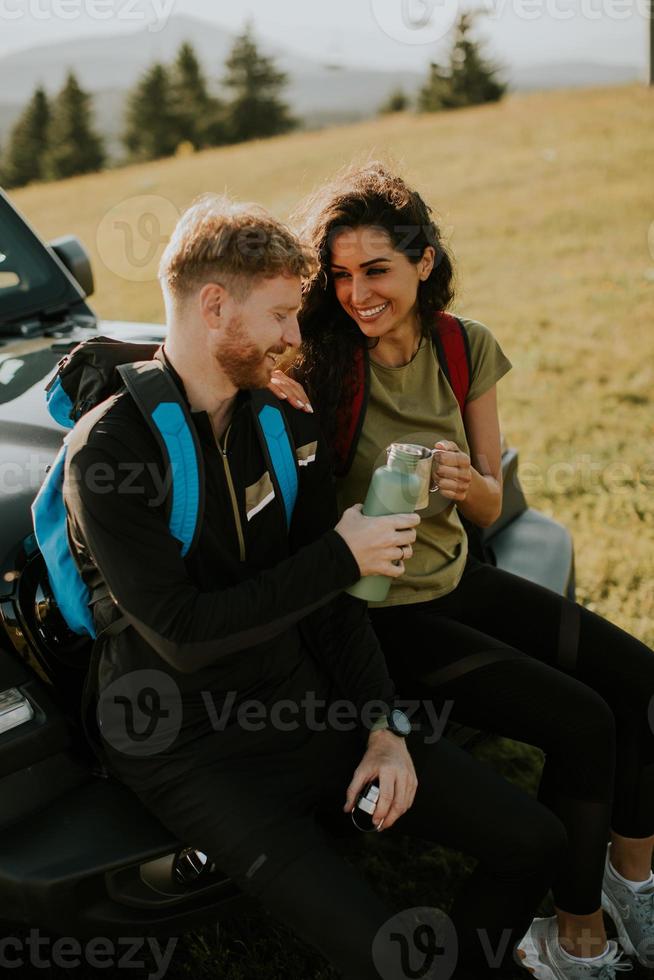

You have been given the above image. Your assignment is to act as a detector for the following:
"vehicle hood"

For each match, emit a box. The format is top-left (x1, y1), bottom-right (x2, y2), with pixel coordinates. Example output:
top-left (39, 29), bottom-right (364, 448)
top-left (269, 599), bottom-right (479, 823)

top-left (0, 320), bottom-right (166, 551)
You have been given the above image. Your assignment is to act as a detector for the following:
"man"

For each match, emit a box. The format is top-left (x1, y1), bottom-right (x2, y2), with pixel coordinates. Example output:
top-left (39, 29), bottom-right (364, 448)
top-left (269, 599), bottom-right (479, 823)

top-left (64, 197), bottom-right (564, 980)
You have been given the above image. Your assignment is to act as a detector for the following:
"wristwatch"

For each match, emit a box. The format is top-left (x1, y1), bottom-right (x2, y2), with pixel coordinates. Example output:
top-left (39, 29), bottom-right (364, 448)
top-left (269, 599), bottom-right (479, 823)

top-left (370, 708), bottom-right (412, 738)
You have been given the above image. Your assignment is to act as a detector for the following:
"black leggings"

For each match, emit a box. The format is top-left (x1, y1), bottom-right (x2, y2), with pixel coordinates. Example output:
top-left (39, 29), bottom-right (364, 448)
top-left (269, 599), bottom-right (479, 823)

top-left (370, 553), bottom-right (654, 915)
top-left (104, 712), bottom-right (566, 978)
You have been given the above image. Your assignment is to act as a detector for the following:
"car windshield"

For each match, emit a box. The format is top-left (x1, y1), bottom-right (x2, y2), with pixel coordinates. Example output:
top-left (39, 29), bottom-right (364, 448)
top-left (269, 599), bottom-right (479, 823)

top-left (0, 194), bottom-right (83, 328)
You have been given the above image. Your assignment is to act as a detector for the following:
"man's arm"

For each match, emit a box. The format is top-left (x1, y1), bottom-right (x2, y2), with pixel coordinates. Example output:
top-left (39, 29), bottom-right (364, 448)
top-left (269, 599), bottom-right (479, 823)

top-left (289, 411), bottom-right (409, 721)
top-left (288, 410), bottom-right (421, 831)
top-left (66, 439), bottom-right (360, 675)
top-left (65, 423), bottom-right (416, 678)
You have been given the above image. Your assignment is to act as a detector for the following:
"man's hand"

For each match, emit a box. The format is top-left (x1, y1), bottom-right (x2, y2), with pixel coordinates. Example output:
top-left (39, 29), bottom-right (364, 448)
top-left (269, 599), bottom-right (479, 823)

top-left (344, 731), bottom-right (418, 831)
top-left (268, 369), bottom-right (313, 413)
top-left (431, 440), bottom-right (472, 501)
top-left (335, 505), bottom-right (420, 578)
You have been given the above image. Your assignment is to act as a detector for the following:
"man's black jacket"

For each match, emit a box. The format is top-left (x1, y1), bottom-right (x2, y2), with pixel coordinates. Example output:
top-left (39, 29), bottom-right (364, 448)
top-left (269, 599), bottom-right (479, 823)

top-left (63, 348), bottom-right (396, 754)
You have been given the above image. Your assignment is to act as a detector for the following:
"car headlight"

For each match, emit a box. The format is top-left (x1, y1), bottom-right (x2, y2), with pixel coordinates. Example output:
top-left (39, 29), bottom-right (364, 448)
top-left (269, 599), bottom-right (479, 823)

top-left (0, 687), bottom-right (34, 735)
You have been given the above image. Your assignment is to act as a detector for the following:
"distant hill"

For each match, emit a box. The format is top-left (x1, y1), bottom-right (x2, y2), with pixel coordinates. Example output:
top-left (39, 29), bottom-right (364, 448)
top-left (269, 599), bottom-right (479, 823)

top-left (0, 15), bottom-right (643, 159)
top-left (510, 61), bottom-right (642, 91)
top-left (0, 15), bottom-right (422, 158)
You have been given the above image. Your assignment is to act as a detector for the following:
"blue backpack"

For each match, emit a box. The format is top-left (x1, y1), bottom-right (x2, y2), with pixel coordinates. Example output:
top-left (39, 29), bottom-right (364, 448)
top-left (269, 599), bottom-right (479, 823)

top-left (32, 337), bottom-right (299, 640)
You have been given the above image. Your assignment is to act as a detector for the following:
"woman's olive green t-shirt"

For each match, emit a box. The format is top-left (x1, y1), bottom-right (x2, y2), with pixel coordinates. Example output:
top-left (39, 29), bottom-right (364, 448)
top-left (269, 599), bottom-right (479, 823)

top-left (336, 318), bottom-right (512, 608)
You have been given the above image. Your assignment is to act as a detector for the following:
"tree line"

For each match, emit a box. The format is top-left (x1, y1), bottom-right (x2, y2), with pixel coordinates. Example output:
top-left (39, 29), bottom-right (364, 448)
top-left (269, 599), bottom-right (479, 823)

top-left (0, 24), bottom-right (295, 189)
top-left (0, 15), bottom-right (505, 191)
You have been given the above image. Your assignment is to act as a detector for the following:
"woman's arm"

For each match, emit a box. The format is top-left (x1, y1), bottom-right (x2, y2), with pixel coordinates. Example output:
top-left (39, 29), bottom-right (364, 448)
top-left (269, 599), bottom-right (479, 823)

top-left (459, 383), bottom-right (503, 526)
top-left (432, 384), bottom-right (503, 528)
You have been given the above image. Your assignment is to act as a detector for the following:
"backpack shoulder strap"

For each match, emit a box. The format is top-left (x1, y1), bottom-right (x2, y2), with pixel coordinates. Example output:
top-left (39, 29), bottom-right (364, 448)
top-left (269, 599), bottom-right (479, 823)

top-left (118, 361), bottom-right (204, 558)
top-left (32, 443), bottom-right (98, 638)
top-left (333, 343), bottom-right (368, 479)
top-left (432, 312), bottom-right (472, 415)
top-left (250, 389), bottom-right (299, 528)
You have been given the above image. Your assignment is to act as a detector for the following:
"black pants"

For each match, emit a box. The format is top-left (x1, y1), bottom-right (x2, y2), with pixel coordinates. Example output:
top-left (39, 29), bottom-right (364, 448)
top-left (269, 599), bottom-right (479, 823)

top-left (103, 700), bottom-right (566, 978)
top-left (370, 554), bottom-right (654, 916)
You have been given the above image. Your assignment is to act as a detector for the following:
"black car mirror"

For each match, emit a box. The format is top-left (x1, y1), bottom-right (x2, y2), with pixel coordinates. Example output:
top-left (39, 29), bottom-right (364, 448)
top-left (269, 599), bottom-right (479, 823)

top-left (49, 235), bottom-right (94, 298)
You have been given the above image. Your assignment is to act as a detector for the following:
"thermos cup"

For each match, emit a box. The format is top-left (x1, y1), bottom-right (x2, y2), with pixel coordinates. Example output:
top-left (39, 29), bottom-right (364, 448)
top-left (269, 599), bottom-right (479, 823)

top-left (346, 442), bottom-right (426, 603)
top-left (352, 780), bottom-right (381, 832)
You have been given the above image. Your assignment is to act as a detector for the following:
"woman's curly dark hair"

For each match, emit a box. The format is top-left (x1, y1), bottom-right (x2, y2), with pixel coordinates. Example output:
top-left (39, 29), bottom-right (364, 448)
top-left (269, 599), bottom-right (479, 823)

top-left (290, 162), bottom-right (456, 448)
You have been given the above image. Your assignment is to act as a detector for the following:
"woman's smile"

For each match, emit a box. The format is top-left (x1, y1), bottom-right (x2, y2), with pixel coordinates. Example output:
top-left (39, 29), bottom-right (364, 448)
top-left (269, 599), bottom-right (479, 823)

top-left (352, 301), bottom-right (390, 322)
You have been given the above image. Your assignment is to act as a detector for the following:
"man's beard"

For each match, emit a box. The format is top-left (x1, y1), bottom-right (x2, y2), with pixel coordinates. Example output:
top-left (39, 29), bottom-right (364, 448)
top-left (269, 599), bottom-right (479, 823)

top-left (214, 313), bottom-right (286, 390)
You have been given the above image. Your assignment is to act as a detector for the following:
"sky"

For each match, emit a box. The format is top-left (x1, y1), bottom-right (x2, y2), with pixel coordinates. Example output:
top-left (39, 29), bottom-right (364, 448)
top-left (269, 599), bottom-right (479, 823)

top-left (0, 0), bottom-right (649, 69)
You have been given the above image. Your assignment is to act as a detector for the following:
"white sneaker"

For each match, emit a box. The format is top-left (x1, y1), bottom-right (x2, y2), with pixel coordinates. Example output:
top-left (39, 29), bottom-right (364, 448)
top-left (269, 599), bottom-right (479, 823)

top-left (515, 915), bottom-right (633, 979)
top-left (602, 847), bottom-right (654, 967)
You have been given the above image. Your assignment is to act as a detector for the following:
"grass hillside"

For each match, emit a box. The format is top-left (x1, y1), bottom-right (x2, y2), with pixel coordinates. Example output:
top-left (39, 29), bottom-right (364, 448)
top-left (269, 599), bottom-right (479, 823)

top-left (8, 84), bottom-right (654, 978)
top-left (13, 84), bottom-right (653, 646)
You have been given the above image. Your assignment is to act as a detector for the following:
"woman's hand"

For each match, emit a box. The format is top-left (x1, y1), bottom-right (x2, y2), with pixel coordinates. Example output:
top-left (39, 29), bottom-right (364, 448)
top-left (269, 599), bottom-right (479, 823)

top-left (431, 440), bottom-right (472, 501)
top-left (268, 369), bottom-right (313, 413)
top-left (344, 730), bottom-right (418, 831)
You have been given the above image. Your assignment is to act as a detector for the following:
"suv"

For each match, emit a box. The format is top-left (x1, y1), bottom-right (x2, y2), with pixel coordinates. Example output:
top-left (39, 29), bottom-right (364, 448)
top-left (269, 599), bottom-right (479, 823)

top-left (0, 188), bottom-right (575, 939)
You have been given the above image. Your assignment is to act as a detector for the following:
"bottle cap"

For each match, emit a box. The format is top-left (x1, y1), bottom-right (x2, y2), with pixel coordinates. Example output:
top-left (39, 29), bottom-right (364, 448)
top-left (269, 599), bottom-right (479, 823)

top-left (358, 783), bottom-right (380, 815)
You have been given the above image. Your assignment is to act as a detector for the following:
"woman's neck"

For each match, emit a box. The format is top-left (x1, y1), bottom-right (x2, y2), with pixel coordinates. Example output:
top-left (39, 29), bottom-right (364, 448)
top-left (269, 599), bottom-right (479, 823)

top-left (369, 313), bottom-right (422, 368)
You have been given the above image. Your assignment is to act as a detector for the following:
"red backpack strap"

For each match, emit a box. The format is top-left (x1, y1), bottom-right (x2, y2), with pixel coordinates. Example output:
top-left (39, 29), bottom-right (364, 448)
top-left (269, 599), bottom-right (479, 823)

top-left (433, 312), bottom-right (472, 414)
top-left (333, 344), bottom-right (368, 477)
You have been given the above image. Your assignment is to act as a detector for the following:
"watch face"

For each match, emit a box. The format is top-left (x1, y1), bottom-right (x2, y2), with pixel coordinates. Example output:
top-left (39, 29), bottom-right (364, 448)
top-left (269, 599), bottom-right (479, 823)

top-left (390, 708), bottom-right (412, 736)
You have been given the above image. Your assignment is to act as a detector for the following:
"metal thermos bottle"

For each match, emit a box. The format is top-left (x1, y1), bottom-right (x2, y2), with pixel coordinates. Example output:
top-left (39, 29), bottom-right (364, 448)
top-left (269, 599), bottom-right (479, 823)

top-left (346, 443), bottom-right (423, 603)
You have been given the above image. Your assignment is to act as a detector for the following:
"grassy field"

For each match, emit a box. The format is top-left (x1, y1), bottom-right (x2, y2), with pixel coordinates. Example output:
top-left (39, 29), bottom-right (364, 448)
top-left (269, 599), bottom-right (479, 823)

top-left (8, 84), bottom-right (654, 978)
top-left (13, 82), bottom-right (653, 645)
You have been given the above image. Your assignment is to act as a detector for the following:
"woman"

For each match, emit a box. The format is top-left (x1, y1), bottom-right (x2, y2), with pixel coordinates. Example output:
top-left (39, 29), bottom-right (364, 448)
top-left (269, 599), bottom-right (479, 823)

top-left (271, 163), bottom-right (654, 978)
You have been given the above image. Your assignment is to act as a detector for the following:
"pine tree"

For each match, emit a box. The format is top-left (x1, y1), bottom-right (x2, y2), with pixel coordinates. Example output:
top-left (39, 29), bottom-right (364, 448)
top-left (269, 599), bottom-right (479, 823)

top-left (1, 86), bottom-right (50, 188)
top-left (447, 13), bottom-right (506, 107)
top-left (418, 62), bottom-right (451, 113)
top-left (43, 73), bottom-right (105, 180)
top-left (171, 42), bottom-right (226, 149)
top-left (419, 13), bottom-right (506, 113)
top-left (222, 23), bottom-right (296, 143)
top-left (123, 62), bottom-right (182, 162)
top-left (380, 88), bottom-right (411, 114)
